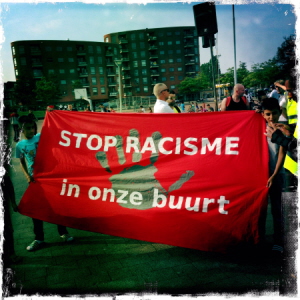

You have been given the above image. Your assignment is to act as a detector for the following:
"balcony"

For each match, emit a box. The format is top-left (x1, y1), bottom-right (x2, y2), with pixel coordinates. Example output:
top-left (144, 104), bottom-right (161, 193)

top-left (185, 52), bottom-right (195, 57)
top-left (107, 72), bottom-right (115, 77)
top-left (122, 75), bottom-right (131, 80)
top-left (148, 46), bottom-right (157, 50)
top-left (148, 36), bottom-right (157, 41)
top-left (120, 48), bottom-right (128, 53)
top-left (185, 60), bottom-right (195, 65)
top-left (150, 63), bottom-right (159, 68)
top-left (150, 72), bottom-right (159, 77)
top-left (106, 61), bottom-right (115, 67)
top-left (184, 32), bottom-right (194, 38)
top-left (105, 52), bottom-right (113, 56)
top-left (31, 49), bottom-right (41, 56)
top-left (78, 61), bottom-right (87, 66)
top-left (110, 92), bottom-right (118, 96)
top-left (151, 81), bottom-right (158, 85)
top-left (149, 55), bottom-right (158, 60)
top-left (186, 71), bottom-right (196, 75)
top-left (79, 73), bottom-right (89, 77)
top-left (77, 50), bottom-right (86, 55)
top-left (32, 62), bottom-right (42, 67)
top-left (108, 82), bottom-right (117, 87)
top-left (184, 44), bottom-right (194, 48)
top-left (123, 84), bottom-right (132, 88)
top-left (122, 58), bottom-right (129, 62)
top-left (124, 92), bottom-right (132, 96)
top-left (119, 39), bottom-right (128, 44)
top-left (122, 66), bottom-right (130, 71)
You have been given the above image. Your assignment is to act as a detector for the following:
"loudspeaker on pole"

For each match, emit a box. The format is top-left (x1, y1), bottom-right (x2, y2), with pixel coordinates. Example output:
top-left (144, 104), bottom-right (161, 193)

top-left (193, 2), bottom-right (218, 37)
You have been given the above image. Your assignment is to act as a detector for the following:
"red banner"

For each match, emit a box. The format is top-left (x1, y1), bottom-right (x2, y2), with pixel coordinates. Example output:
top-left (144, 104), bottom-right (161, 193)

top-left (19, 110), bottom-right (269, 253)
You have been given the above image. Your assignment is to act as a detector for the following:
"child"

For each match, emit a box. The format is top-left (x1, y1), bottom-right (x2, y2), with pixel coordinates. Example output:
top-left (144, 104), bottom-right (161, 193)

top-left (261, 98), bottom-right (286, 254)
top-left (16, 115), bottom-right (74, 251)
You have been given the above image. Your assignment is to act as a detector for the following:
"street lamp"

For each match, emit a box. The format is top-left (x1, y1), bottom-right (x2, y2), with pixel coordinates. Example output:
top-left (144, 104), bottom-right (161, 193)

top-left (114, 59), bottom-right (123, 112)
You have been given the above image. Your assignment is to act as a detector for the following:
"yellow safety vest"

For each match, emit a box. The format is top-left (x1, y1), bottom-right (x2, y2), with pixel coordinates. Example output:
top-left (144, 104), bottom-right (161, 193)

top-left (284, 124), bottom-right (298, 176)
top-left (286, 98), bottom-right (297, 124)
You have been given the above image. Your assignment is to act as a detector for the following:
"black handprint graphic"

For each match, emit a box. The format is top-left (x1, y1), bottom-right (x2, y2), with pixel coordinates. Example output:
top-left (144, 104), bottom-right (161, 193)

top-left (96, 129), bottom-right (194, 210)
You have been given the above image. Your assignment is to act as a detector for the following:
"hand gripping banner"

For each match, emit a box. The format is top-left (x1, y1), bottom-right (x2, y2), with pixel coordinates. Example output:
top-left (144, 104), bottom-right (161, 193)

top-left (19, 110), bottom-right (269, 253)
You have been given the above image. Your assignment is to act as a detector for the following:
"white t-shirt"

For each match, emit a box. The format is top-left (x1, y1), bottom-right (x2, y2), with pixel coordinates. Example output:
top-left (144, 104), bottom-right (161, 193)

top-left (153, 99), bottom-right (174, 113)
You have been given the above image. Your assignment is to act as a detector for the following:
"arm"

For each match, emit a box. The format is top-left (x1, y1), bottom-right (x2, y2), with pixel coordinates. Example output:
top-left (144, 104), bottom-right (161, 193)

top-left (267, 146), bottom-right (286, 188)
top-left (19, 157), bottom-right (34, 183)
top-left (220, 98), bottom-right (227, 111)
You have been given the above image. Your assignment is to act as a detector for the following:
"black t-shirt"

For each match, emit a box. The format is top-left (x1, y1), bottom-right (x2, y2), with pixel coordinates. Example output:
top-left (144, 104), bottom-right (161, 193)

top-left (226, 97), bottom-right (248, 111)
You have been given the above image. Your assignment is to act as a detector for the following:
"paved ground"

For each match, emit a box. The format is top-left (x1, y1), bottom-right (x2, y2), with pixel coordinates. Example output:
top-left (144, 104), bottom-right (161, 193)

top-left (3, 117), bottom-right (298, 297)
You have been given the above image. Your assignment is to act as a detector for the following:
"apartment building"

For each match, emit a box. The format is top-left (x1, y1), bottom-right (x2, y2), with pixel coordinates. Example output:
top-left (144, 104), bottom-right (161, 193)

top-left (11, 26), bottom-right (199, 105)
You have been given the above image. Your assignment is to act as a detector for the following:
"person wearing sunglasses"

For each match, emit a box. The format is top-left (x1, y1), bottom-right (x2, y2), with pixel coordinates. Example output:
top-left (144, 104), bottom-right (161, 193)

top-left (153, 83), bottom-right (174, 113)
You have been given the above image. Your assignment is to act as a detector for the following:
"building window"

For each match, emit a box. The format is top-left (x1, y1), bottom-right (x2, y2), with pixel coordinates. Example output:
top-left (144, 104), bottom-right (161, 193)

top-left (58, 58), bottom-right (64, 62)
top-left (169, 59), bottom-right (174, 63)
top-left (139, 33), bottom-right (144, 39)
top-left (168, 50), bottom-right (173, 54)
top-left (46, 46), bottom-right (52, 51)
top-left (91, 77), bottom-right (97, 85)
top-left (93, 87), bottom-right (98, 95)
top-left (161, 77), bottom-right (166, 82)
top-left (100, 77), bottom-right (105, 85)
top-left (131, 43), bottom-right (136, 49)
top-left (19, 46), bottom-right (25, 54)
top-left (169, 67), bottom-right (174, 72)
top-left (98, 57), bottom-right (103, 64)
top-left (70, 69), bottom-right (75, 74)
top-left (195, 47), bottom-right (198, 54)
top-left (20, 57), bottom-right (26, 65)
top-left (132, 52), bottom-right (138, 59)
top-left (167, 41), bottom-right (172, 45)
top-left (141, 51), bottom-right (146, 58)
top-left (56, 46), bottom-right (63, 51)
top-left (95, 46), bottom-right (100, 53)
top-left (12, 46), bottom-right (15, 55)
top-left (141, 60), bottom-right (146, 66)
top-left (15, 69), bottom-right (18, 76)
top-left (101, 87), bottom-right (105, 94)
top-left (170, 85), bottom-right (176, 89)
top-left (178, 76), bottom-right (183, 80)
top-left (144, 86), bottom-right (148, 93)
top-left (175, 31), bottom-right (180, 35)
top-left (142, 69), bottom-right (147, 75)
top-left (133, 61), bottom-right (138, 67)
top-left (99, 67), bottom-right (104, 74)
top-left (59, 69), bottom-right (65, 74)
top-left (170, 76), bottom-right (175, 81)
top-left (160, 68), bottom-right (166, 72)
top-left (135, 78), bottom-right (139, 84)
top-left (68, 58), bottom-right (74, 62)
top-left (176, 41), bottom-right (181, 45)
top-left (136, 87), bottom-right (140, 93)
top-left (167, 32), bottom-right (172, 36)
top-left (114, 48), bottom-right (118, 55)
top-left (67, 46), bottom-right (72, 51)
top-left (89, 57), bottom-right (94, 64)
top-left (140, 42), bottom-right (145, 49)
top-left (176, 58), bottom-right (182, 63)
top-left (160, 50), bottom-right (165, 55)
top-left (60, 80), bottom-right (67, 84)
top-left (178, 67), bottom-right (182, 71)
top-left (194, 38), bottom-right (198, 45)
top-left (158, 32), bottom-right (164, 37)
top-left (131, 33), bottom-right (136, 40)
top-left (176, 50), bottom-right (181, 54)
top-left (142, 78), bottom-right (148, 84)
top-left (48, 69), bottom-right (54, 74)
top-left (134, 69), bottom-right (139, 76)
top-left (158, 42), bottom-right (164, 46)
top-left (90, 67), bottom-right (96, 74)
top-left (88, 46), bottom-right (93, 53)
top-left (160, 59), bottom-right (165, 64)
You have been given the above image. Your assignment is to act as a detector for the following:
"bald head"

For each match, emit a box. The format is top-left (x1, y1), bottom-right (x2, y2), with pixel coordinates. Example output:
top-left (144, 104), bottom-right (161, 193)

top-left (153, 83), bottom-right (169, 100)
top-left (233, 84), bottom-right (245, 98)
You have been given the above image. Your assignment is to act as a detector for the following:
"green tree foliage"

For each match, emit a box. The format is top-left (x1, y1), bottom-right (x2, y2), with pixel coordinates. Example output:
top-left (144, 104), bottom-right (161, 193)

top-left (13, 71), bottom-right (36, 106)
top-left (34, 76), bottom-right (61, 105)
top-left (220, 67), bottom-right (234, 86)
top-left (72, 80), bottom-right (83, 90)
top-left (177, 77), bottom-right (201, 95)
top-left (275, 34), bottom-right (296, 79)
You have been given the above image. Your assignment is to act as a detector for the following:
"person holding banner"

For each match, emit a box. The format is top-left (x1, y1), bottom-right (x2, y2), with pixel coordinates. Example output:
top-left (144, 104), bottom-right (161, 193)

top-left (220, 84), bottom-right (250, 111)
top-left (261, 98), bottom-right (286, 255)
top-left (16, 115), bottom-right (74, 252)
top-left (153, 83), bottom-right (174, 113)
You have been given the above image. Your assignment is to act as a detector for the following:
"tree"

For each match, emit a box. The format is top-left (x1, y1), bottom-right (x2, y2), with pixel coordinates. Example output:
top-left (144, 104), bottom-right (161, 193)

top-left (177, 77), bottom-right (201, 95)
top-left (275, 34), bottom-right (296, 79)
top-left (237, 62), bottom-right (250, 84)
top-left (34, 76), bottom-right (61, 106)
top-left (220, 68), bottom-right (234, 86)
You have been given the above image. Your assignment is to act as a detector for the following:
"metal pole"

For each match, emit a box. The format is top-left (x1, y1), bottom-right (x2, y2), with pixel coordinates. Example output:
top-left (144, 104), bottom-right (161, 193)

top-left (209, 36), bottom-right (218, 111)
top-left (232, 5), bottom-right (237, 85)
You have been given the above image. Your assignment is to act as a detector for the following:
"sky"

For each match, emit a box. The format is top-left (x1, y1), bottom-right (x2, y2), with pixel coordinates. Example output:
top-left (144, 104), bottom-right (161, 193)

top-left (0, 0), bottom-right (298, 83)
